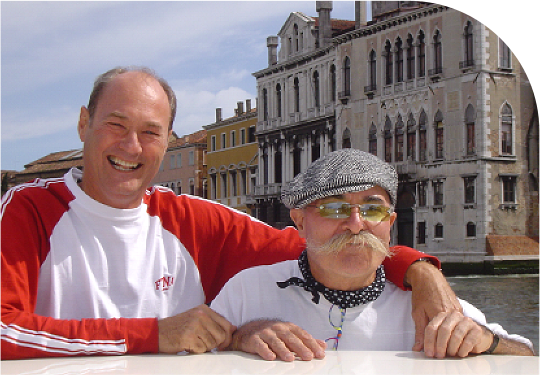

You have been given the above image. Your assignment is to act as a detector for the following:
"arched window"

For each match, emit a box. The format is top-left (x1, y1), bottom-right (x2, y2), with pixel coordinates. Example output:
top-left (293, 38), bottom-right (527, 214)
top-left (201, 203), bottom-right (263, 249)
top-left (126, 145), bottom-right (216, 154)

top-left (419, 110), bottom-right (427, 161)
top-left (262, 88), bottom-right (268, 122)
top-left (434, 110), bottom-right (444, 159)
top-left (499, 39), bottom-right (511, 69)
top-left (293, 24), bottom-right (299, 52)
top-left (342, 128), bottom-right (351, 149)
top-left (463, 21), bottom-right (474, 67)
top-left (385, 41), bottom-right (393, 85)
top-left (293, 138), bottom-right (302, 176)
top-left (313, 70), bottom-right (320, 108)
top-left (395, 114), bottom-right (404, 161)
top-left (466, 222), bottom-right (476, 237)
top-left (434, 223), bottom-right (444, 238)
top-left (465, 104), bottom-right (475, 154)
top-left (274, 143), bottom-right (282, 183)
top-left (276, 83), bottom-right (282, 118)
top-left (396, 37), bottom-right (403, 83)
top-left (407, 113), bottom-right (416, 161)
top-left (384, 116), bottom-right (393, 162)
top-left (369, 123), bottom-right (378, 156)
top-left (406, 34), bottom-right (415, 80)
top-left (501, 103), bottom-right (513, 154)
top-left (330, 64), bottom-right (337, 102)
top-left (294, 77), bottom-right (300, 113)
top-left (417, 31), bottom-right (426, 77)
top-left (343, 56), bottom-right (351, 95)
top-left (368, 50), bottom-right (377, 90)
top-left (312, 133), bottom-right (321, 161)
top-left (433, 30), bottom-right (443, 74)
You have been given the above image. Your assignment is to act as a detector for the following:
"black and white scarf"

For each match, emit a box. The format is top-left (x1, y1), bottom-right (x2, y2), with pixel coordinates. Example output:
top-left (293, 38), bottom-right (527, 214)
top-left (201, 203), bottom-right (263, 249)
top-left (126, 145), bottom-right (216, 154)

top-left (277, 250), bottom-right (385, 309)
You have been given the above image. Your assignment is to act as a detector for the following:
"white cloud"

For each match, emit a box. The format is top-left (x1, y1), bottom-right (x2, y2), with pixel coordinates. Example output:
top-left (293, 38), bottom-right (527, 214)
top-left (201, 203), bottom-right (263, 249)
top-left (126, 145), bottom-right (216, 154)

top-left (1, 107), bottom-right (80, 142)
top-left (173, 86), bottom-right (254, 136)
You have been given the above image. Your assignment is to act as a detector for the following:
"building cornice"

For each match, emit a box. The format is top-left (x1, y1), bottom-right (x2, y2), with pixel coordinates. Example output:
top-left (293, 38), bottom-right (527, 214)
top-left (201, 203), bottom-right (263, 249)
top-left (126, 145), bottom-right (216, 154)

top-left (204, 111), bottom-right (257, 130)
top-left (252, 4), bottom-right (448, 79)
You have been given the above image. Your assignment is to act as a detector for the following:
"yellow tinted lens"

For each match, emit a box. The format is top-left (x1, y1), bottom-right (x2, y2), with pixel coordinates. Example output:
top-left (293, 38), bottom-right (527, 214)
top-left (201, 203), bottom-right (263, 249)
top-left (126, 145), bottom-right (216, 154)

top-left (361, 204), bottom-right (390, 221)
top-left (319, 202), bottom-right (350, 218)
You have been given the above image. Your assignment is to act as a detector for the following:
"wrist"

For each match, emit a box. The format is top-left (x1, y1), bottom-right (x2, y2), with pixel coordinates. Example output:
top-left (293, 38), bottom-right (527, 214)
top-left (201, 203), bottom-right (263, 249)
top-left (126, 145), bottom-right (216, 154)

top-left (483, 331), bottom-right (500, 354)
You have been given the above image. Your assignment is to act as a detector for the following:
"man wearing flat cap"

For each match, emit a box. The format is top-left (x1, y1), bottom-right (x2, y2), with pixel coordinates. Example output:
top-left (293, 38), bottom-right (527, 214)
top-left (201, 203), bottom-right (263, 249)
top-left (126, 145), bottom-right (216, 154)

top-left (211, 149), bottom-right (534, 361)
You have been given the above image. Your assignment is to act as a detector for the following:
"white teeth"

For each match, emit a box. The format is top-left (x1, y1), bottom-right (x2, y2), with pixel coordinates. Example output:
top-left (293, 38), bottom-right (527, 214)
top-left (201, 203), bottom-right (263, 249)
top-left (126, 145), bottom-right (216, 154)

top-left (109, 156), bottom-right (139, 170)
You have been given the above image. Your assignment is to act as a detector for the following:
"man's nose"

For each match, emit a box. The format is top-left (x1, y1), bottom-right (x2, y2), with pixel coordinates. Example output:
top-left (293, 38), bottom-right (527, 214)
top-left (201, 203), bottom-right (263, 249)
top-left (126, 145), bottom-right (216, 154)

top-left (341, 208), bottom-right (368, 234)
top-left (119, 131), bottom-right (143, 154)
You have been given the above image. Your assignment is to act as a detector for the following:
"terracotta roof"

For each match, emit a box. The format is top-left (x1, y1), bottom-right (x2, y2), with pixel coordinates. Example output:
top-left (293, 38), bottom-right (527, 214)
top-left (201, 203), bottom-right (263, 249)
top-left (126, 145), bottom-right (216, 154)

top-left (19, 149), bottom-right (83, 175)
top-left (168, 129), bottom-right (207, 149)
top-left (313, 17), bottom-right (356, 35)
top-left (486, 235), bottom-right (540, 256)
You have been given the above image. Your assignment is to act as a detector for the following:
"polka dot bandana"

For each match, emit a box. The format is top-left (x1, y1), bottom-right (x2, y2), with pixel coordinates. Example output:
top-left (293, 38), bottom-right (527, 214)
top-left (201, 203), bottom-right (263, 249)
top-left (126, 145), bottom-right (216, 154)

top-left (277, 250), bottom-right (386, 309)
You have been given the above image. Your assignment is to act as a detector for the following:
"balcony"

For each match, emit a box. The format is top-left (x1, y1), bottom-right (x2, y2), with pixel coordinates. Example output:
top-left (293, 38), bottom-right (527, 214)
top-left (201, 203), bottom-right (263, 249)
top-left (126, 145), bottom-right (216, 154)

top-left (253, 183), bottom-right (283, 198)
top-left (364, 84), bottom-right (376, 99)
top-left (428, 66), bottom-right (443, 81)
top-left (459, 60), bottom-right (475, 70)
top-left (338, 89), bottom-right (351, 104)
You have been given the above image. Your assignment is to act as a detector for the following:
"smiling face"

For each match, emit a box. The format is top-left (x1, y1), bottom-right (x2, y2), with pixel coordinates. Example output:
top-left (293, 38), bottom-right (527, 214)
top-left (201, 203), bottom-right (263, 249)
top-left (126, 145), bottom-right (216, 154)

top-left (290, 187), bottom-right (397, 291)
top-left (77, 71), bottom-right (172, 209)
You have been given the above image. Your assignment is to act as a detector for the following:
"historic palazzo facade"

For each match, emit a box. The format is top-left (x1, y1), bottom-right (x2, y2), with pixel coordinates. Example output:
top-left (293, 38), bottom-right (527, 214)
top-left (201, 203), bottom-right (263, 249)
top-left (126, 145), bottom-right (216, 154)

top-left (251, 1), bottom-right (538, 262)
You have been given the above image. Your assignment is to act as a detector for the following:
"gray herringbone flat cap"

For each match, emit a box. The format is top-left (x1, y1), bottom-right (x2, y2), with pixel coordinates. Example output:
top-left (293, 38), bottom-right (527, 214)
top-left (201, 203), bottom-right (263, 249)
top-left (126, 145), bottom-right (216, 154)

top-left (281, 149), bottom-right (397, 208)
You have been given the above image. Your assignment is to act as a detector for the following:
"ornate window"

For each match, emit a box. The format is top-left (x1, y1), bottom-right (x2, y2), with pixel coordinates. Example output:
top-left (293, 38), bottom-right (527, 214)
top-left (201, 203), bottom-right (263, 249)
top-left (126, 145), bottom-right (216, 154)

top-left (465, 104), bottom-right (476, 155)
top-left (369, 123), bottom-right (378, 156)
top-left (406, 34), bottom-right (415, 80)
top-left (343, 56), bottom-right (351, 96)
top-left (385, 41), bottom-right (393, 85)
top-left (407, 113), bottom-right (416, 161)
top-left (276, 83), bottom-right (282, 118)
top-left (294, 78), bottom-right (300, 113)
top-left (395, 114), bottom-right (404, 161)
top-left (313, 71), bottom-right (320, 108)
top-left (434, 110), bottom-right (444, 159)
top-left (433, 30), bottom-right (443, 74)
top-left (384, 116), bottom-right (393, 163)
top-left (417, 31), bottom-right (426, 77)
top-left (396, 37), bottom-right (404, 83)
top-left (368, 50), bottom-right (377, 90)
top-left (419, 110), bottom-right (427, 161)
top-left (501, 103), bottom-right (514, 155)
top-left (462, 21), bottom-right (474, 67)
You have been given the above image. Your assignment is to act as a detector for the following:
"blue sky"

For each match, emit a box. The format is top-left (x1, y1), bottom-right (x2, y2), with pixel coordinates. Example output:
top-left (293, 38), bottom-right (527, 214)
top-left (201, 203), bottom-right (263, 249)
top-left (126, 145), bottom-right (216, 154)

top-left (1, 1), bottom-right (537, 172)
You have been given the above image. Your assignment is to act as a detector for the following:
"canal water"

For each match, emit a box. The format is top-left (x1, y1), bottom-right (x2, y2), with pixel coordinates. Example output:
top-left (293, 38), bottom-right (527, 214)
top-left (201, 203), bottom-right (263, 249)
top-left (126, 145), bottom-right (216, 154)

top-left (448, 274), bottom-right (539, 353)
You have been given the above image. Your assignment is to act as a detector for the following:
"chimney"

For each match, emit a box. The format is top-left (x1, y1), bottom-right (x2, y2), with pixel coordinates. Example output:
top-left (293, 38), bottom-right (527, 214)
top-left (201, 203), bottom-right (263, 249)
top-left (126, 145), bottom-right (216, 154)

top-left (216, 108), bottom-right (222, 123)
top-left (246, 99), bottom-right (252, 112)
top-left (316, 1), bottom-right (333, 48)
top-left (355, 1), bottom-right (367, 29)
top-left (237, 101), bottom-right (244, 116)
top-left (267, 36), bottom-right (278, 66)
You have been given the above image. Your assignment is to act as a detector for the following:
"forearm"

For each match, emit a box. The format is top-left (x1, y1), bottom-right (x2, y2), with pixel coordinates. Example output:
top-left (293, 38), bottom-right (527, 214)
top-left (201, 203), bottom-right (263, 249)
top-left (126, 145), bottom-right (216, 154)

top-left (491, 335), bottom-right (535, 356)
top-left (384, 245), bottom-right (440, 290)
top-left (404, 258), bottom-right (443, 290)
top-left (1, 309), bottom-right (158, 359)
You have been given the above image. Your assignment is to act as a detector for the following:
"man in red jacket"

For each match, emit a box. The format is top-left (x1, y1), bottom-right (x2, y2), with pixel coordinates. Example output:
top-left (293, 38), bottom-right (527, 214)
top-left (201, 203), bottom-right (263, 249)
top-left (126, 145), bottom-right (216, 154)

top-left (1, 67), bottom-right (459, 360)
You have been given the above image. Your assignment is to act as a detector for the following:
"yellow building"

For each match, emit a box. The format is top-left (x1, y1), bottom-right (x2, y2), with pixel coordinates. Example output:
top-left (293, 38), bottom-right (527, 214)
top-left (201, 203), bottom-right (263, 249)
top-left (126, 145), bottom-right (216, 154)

top-left (204, 100), bottom-right (258, 215)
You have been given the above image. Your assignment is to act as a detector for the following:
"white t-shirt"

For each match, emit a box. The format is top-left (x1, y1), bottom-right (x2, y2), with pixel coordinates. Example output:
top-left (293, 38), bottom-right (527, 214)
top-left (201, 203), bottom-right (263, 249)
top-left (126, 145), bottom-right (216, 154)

top-left (211, 260), bottom-right (533, 351)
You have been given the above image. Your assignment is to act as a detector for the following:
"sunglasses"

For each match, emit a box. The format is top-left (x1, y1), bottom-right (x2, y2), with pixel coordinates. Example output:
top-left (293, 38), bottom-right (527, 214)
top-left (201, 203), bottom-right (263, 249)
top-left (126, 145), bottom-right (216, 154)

top-left (306, 202), bottom-right (394, 222)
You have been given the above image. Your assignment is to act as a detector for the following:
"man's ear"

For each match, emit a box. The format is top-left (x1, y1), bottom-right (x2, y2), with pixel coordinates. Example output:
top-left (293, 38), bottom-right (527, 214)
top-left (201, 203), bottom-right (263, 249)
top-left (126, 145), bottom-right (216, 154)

top-left (389, 212), bottom-right (397, 227)
top-left (78, 106), bottom-right (90, 142)
top-left (290, 208), bottom-right (305, 235)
